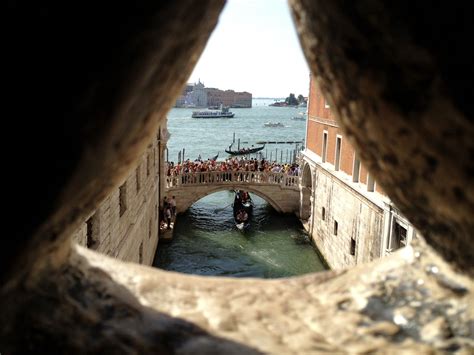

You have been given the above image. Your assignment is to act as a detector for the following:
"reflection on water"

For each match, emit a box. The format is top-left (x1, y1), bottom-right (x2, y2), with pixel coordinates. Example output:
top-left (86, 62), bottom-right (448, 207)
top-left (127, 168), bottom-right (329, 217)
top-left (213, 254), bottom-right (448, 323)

top-left (153, 191), bottom-right (327, 279)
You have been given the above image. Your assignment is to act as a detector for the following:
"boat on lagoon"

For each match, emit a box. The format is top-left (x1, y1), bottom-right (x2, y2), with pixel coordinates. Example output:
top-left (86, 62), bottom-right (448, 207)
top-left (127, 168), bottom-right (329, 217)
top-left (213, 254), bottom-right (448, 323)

top-left (263, 122), bottom-right (285, 127)
top-left (225, 144), bottom-right (265, 156)
top-left (291, 112), bottom-right (306, 121)
top-left (192, 105), bottom-right (235, 118)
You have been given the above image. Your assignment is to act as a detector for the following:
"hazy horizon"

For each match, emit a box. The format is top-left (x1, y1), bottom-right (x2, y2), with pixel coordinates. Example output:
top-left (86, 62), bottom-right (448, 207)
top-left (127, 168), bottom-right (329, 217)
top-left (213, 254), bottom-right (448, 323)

top-left (188, 0), bottom-right (310, 98)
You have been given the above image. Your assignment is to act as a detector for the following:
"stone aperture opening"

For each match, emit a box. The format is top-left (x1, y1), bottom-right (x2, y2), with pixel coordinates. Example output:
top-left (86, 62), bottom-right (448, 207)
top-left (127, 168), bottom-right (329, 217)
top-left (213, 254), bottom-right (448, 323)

top-left (2, 0), bottom-right (473, 353)
top-left (119, 183), bottom-right (127, 217)
top-left (86, 213), bottom-right (99, 250)
top-left (350, 237), bottom-right (356, 256)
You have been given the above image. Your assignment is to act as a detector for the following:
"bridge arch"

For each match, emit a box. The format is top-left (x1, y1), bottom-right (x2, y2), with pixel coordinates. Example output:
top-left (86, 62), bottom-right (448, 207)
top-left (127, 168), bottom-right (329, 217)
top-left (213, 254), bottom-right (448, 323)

top-left (302, 163), bottom-right (313, 188)
top-left (175, 185), bottom-right (285, 213)
top-left (166, 171), bottom-right (301, 214)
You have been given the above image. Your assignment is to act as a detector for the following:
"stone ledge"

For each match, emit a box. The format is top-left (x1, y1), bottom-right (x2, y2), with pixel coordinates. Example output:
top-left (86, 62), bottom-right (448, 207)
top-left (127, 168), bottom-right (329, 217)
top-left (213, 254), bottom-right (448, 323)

top-left (70, 240), bottom-right (473, 353)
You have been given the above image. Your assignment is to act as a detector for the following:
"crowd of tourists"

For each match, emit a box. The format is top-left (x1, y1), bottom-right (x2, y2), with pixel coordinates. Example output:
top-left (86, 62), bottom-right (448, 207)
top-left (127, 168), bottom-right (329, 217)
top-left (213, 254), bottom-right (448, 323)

top-left (166, 157), bottom-right (300, 177)
top-left (160, 158), bottom-right (301, 229)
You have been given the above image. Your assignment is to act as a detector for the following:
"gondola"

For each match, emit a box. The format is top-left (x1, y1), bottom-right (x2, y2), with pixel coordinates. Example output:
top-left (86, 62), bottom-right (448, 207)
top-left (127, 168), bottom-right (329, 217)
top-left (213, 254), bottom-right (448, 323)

top-left (233, 190), bottom-right (253, 231)
top-left (225, 143), bottom-right (265, 156)
top-left (209, 153), bottom-right (219, 161)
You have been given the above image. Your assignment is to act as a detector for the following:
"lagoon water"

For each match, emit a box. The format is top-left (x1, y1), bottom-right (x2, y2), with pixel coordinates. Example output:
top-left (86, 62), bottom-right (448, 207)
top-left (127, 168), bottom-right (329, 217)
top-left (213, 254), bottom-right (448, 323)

top-left (153, 99), bottom-right (327, 278)
top-left (165, 98), bottom-right (306, 164)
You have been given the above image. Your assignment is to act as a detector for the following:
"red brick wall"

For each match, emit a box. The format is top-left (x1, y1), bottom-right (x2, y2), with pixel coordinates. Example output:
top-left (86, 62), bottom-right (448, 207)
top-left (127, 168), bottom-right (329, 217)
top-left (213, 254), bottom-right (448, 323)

top-left (326, 127), bottom-right (337, 165)
top-left (306, 76), bottom-right (386, 197)
top-left (307, 77), bottom-right (336, 121)
top-left (340, 137), bottom-right (354, 176)
top-left (306, 119), bottom-right (321, 155)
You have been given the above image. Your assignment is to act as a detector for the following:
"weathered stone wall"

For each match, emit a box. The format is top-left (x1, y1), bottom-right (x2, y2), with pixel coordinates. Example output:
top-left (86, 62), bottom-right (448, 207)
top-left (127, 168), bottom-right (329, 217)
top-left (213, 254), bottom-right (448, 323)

top-left (72, 136), bottom-right (161, 265)
top-left (304, 155), bottom-right (384, 269)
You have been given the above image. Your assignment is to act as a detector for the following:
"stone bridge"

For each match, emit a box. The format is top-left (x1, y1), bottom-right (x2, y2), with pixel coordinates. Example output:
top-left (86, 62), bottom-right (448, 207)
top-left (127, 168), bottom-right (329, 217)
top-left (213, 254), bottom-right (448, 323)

top-left (165, 171), bottom-right (301, 214)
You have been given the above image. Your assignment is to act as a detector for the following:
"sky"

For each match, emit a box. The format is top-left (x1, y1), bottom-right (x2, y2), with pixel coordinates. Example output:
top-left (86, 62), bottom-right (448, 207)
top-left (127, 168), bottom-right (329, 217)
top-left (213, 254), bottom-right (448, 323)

top-left (188, 0), bottom-right (310, 98)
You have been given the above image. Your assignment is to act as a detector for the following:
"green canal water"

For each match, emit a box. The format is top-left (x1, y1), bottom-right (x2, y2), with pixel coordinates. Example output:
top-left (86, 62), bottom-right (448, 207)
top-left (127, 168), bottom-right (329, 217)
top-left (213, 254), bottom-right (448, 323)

top-left (153, 99), bottom-right (328, 278)
top-left (153, 191), bottom-right (327, 278)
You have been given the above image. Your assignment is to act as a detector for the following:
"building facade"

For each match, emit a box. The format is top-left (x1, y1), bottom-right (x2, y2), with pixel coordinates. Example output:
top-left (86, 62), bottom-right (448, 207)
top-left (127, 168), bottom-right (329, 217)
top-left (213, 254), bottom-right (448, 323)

top-left (190, 80), bottom-right (208, 108)
top-left (174, 80), bottom-right (252, 108)
top-left (232, 91), bottom-right (252, 108)
top-left (72, 126), bottom-right (168, 266)
top-left (301, 77), bottom-right (417, 269)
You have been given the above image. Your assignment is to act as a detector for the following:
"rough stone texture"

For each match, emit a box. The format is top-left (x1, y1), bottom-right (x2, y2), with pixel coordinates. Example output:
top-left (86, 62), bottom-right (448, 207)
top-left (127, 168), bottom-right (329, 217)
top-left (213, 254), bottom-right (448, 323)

top-left (100, 240), bottom-right (473, 353)
top-left (0, 247), bottom-right (260, 355)
top-left (72, 140), bottom-right (160, 265)
top-left (290, 0), bottom-right (474, 275)
top-left (2, 0), bottom-right (474, 353)
top-left (2, 0), bottom-right (226, 284)
top-left (4, 241), bottom-right (472, 354)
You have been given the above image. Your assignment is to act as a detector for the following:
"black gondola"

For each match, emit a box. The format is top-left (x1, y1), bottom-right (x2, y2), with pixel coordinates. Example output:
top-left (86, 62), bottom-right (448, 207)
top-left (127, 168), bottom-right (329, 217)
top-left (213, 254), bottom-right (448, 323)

top-left (209, 153), bottom-right (219, 161)
top-left (233, 190), bottom-right (253, 231)
top-left (225, 144), bottom-right (265, 156)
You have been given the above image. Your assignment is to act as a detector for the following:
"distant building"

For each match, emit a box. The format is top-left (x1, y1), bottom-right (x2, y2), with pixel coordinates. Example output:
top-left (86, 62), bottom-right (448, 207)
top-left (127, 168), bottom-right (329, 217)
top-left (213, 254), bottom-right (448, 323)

top-left (232, 91), bottom-right (252, 108)
top-left (205, 88), bottom-right (225, 107)
top-left (174, 80), bottom-right (252, 108)
top-left (300, 77), bottom-right (417, 269)
top-left (190, 80), bottom-right (208, 107)
top-left (206, 88), bottom-right (251, 108)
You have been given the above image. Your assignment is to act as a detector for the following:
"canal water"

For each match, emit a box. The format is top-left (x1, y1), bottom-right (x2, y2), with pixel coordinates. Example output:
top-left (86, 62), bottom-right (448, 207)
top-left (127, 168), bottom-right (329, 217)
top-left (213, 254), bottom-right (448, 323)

top-left (153, 191), bottom-right (327, 278)
top-left (154, 99), bottom-right (328, 278)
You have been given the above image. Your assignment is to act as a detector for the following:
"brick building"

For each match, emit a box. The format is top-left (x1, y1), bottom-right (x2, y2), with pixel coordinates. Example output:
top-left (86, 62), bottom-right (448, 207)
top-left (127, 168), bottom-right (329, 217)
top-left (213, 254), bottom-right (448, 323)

top-left (174, 80), bottom-right (252, 108)
top-left (300, 77), bottom-right (417, 269)
top-left (230, 90), bottom-right (252, 108)
top-left (206, 88), bottom-right (252, 108)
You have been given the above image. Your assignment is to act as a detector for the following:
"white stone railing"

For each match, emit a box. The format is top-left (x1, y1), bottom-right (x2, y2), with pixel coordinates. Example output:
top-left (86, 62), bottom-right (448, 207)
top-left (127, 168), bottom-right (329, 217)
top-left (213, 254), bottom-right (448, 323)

top-left (166, 171), bottom-right (299, 189)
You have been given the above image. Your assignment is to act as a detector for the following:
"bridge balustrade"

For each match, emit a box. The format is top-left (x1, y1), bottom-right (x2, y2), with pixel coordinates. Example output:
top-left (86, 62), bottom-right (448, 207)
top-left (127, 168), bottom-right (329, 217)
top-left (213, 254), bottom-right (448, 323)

top-left (166, 171), bottom-right (299, 189)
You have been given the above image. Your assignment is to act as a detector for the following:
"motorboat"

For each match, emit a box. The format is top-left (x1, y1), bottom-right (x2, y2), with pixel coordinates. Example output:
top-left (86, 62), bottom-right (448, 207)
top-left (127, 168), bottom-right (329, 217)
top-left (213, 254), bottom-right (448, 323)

top-left (292, 112), bottom-right (306, 121)
top-left (263, 122), bottom-right (285, 127)
top-left (192, 105), bottom-right (234, 118)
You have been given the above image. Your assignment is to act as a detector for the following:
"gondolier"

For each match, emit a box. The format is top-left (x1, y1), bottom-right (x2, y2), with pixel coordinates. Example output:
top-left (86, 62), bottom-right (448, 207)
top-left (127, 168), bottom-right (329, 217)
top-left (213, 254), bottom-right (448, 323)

top-left (233, 190), bottom-right (253, 232)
